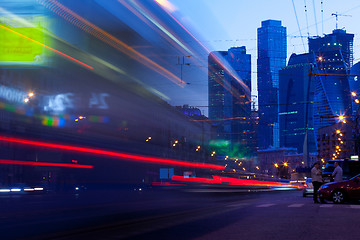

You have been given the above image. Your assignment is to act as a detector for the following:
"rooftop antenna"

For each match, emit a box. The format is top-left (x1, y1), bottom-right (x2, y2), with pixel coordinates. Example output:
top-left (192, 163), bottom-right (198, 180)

top-left (331, 12), bottom-right (352, 29)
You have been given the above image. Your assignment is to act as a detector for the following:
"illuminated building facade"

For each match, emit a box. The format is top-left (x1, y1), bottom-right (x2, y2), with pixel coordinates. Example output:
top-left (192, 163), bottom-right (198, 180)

top-left (257, 20), bottom-right (287, 149)
top-left (349, 62), bottom-right (360, 115)
top-left (208, 51), bottom-right (228, 122)
top-left (279, 53), bottom-right (316, 156)
top-left (309, 29), bottom-right (354, 139)
top-left (317, 121), bottom-right (354, 161)
top-left (208, 47), bottom-right (255, 157)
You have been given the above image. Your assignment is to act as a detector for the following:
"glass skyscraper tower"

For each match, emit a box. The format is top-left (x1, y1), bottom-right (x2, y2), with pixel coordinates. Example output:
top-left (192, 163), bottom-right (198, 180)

top-left (279, 53), bottom-right (316, 155)
top-left (309, 29), bottom-right (354, 138)
top-left (209, 51), bottom-right (228, 139)
top-left (208, 47), bottom-right (255, 157)
top-left (257, 20), bottom-right (287, 149)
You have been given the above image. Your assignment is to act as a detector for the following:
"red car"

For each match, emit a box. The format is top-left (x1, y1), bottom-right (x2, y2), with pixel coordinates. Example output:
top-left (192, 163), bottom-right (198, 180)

top-left (318, 174), bottom-right (360, 204)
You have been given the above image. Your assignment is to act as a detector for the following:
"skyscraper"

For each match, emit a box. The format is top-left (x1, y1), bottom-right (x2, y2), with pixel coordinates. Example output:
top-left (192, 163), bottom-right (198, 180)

top-left (279, 53), bottom-right (316, 155)
top-left (309, 29), bottom-right (354, 138)
top-left (208, 47), bottom-right (254, 157)
top-left (209, 51), bottom-right (228, 139)
top-left (225, 47), bottom-right (252, 155)
top-left (257, 20), bottom-right (287, 149)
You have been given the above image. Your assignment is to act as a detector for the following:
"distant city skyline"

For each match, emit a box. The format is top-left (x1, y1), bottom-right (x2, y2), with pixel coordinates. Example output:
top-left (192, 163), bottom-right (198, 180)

top-left (168, 0), bottom-right (360, 96)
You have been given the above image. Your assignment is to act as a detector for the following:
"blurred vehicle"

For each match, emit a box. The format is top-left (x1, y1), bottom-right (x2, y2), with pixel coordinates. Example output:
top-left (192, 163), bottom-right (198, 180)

top-left (322, 160), bottom-right (360, 182)
top-left (302, 178), bottom-right (313, 197)
top-left (318, 173), bottom-right (360, 203)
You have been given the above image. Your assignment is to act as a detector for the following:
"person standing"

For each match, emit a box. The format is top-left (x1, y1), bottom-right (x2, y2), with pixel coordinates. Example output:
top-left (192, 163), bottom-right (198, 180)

top-left (311, 162), bottom-right (323, 203)
top-left (332, 162), bottom-right (343, 182)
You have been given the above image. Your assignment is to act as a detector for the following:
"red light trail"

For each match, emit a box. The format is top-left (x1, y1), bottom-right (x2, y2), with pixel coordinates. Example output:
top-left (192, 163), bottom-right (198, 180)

top-left (0, 136), bottom-right (225, 170)
top-left (172, 175), bottom-right (288, 188)
top-left (0, 159), bottom-right (93, 169)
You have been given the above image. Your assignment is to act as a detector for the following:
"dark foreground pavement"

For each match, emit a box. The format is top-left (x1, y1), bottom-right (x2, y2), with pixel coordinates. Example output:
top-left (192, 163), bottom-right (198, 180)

top-left (1, 188), bottom-right (360, 240)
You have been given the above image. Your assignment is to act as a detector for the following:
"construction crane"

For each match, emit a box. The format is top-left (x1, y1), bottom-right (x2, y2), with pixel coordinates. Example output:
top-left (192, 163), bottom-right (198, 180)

top-left (331, 12), bottom-right (352, 29)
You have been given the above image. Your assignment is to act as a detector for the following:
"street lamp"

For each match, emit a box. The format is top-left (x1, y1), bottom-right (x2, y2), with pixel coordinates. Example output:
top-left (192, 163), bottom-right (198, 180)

top-left (339, 115), bottom-right (346, 123)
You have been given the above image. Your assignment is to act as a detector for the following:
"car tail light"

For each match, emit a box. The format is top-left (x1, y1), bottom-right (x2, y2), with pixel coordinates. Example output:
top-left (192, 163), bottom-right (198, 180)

top-left (304, 184), bottom-right (308, 187)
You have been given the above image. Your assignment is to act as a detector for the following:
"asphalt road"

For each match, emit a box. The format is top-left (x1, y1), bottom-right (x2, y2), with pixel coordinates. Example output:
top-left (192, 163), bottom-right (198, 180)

top-left (2, 188), bottom-right (360, 240)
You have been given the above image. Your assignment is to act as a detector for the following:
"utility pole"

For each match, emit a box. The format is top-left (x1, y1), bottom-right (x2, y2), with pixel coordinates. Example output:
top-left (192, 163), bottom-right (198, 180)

top-left (177, 56), bottom-right (191, 84)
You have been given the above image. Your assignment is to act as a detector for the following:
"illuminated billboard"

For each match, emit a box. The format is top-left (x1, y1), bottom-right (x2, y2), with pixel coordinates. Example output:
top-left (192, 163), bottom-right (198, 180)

top-left (0, 16), bottom-right (49, 66)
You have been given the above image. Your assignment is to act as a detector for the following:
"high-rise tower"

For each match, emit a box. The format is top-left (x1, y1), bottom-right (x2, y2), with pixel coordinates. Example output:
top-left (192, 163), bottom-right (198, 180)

top-left (208, 47), bottom-right (255, 157)
top-left (209, 51), bottom-right (228, 139)
top-left (309, 29), bottom-right (354, 138)
top-left (257, 20), bottom-right (287, 149)
top-left (279, 53), bottom-right (316, 156)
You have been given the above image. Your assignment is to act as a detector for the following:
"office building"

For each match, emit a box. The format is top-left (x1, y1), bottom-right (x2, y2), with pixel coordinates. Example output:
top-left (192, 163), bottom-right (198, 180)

top-left (317, 121), bottom-right (355, 161)
top-left (257, 20), bottom-right (287, 149)
top-left (350, 62), bottom-right (360, 115)
top-left (279, 53), bottom-right (316, 157)
top-left (309, 29), bottom-right (354, 138)
top-left (208, 51), bottom-right (228, 138)
top-left (208, 47), bottom-right (255, 157)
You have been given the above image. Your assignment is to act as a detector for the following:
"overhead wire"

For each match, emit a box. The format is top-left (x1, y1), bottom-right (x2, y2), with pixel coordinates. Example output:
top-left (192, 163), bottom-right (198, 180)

top-left (304, 0), bottom-right (310, 38)
top-left (312, 0), bottom-right (319, 36)
top-left (321, 0), bottom-right (324, 35)
top-left (289, 4), bottom-right (360, 36)
top-left (291, 0), bottom-right (307, 52)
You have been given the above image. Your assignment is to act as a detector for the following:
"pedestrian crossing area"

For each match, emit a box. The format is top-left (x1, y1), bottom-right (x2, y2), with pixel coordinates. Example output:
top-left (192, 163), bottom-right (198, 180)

top-left (288, 203), bottom-right (304, 208)
top-left (256, 203), bottom-right (276, 208)
top-left (319, 204), bottom-right (333, 208)
top-left (251, 203), bottom-right (360, 208)
top-left (227, 201), bottom-right (360, 209)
